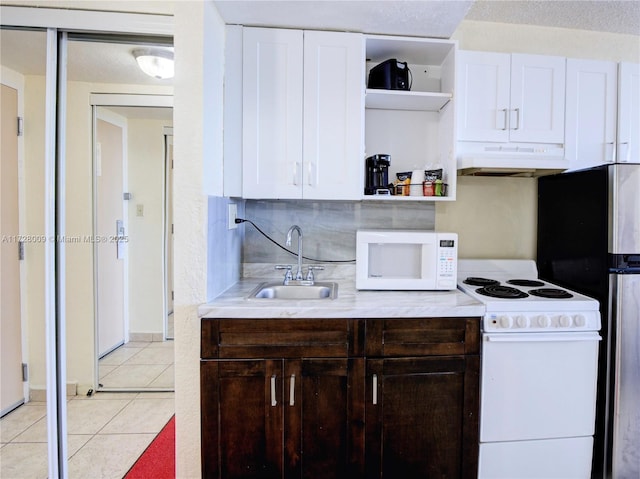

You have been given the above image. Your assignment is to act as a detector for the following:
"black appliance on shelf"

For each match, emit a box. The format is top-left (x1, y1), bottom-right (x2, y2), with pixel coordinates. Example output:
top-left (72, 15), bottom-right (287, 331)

top-left (364, 154), bottom-right (391, 195)
top-left (537, 164), bottom-right (640, 479)
top-left (367, 59), bottom-right (411, 91)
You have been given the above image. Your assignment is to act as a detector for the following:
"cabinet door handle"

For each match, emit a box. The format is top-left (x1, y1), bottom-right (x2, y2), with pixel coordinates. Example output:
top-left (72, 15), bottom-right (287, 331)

top-left (606, 142), bottom-right (616, 163)
top-left (372, 374), bottom-right (378, 405)
top-left (307, 161), bottom-right (314, 186)
top-left (499, 108), bottom-right (508, 130)
top-left (618, 142), bottom-right (630, 162)
top-left (289, 374), bottom-right (296, 406)
top-left (270, 375), bottom-right (277, 407)
top-left (293, 162), bottom-right (301, 186)
top-left (513, 108), bottom-right (520, 130)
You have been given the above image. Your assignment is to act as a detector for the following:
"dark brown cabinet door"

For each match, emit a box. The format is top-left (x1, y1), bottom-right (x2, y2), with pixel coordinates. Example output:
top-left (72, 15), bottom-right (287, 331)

top-left (284, 358), bottom-right (365, 479)
top-left (201, 359), bottom-right (284, 479)
top-left (365, 356), bottom-right (479, 479)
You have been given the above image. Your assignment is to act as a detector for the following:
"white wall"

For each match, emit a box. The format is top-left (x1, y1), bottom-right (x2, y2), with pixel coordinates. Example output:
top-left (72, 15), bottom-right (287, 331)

top-left (173, 2), bottom-right (227, 478)
top-left (435, 20), bottom-right (640, 259)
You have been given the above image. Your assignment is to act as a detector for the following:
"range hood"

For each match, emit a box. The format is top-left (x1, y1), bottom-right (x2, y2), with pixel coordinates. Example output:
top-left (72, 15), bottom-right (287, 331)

top-left (457, 144), bottom-right (569, 177)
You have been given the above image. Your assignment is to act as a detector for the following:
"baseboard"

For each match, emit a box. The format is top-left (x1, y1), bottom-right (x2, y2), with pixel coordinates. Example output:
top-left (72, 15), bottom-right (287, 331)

top-left (129, 332), bottom-right (164, 342)
top-left (30, 382), bottom-right (78, 401)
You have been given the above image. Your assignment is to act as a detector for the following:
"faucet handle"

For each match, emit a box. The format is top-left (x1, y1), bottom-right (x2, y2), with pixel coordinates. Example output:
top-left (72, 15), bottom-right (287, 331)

top-left (275, 265), bottom-right (293, 284)
top-left (305, 265), bottom-right (324, 282)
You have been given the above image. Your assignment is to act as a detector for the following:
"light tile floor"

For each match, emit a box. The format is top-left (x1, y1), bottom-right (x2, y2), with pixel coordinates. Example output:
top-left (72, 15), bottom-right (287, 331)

top-left (0, 391), bottom-right (175, 479)
top-left (1, 340), bottom-right (175, 478)
top-left (99, 340), bottom-right (174, 389)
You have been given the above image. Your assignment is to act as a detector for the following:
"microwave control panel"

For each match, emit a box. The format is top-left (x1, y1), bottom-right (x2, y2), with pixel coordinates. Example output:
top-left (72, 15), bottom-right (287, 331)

top-left (436, 236), bottom-right (458, 288)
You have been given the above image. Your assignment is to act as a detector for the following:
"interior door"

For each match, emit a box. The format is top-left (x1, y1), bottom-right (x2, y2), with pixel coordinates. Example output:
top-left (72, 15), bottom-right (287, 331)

top-left (1, 82), bottom-right (24, 415)
top-left (95, 115), bottom-right (126, 357)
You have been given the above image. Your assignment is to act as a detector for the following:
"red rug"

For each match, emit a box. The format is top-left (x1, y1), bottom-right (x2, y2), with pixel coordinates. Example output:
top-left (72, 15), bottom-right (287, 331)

top-left (125, 415), bottom-right (175, 479)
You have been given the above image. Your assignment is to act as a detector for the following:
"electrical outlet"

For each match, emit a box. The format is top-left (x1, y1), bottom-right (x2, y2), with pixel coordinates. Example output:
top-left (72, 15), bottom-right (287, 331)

top-left (228, 203), bottom-right (238, 230)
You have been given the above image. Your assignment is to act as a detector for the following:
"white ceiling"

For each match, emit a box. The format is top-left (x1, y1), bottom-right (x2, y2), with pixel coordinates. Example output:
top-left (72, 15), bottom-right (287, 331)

top-left (466, 0), bottom-right (640, 36)
top-left (213, 0), bottom-right (640, 37)
top-left (1, 0), bottom-right (638, 85)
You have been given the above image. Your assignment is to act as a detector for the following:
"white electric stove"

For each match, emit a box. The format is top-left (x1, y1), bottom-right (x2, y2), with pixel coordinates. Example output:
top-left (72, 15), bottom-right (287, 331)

top-left (457, 260), bottom-right (601, 479)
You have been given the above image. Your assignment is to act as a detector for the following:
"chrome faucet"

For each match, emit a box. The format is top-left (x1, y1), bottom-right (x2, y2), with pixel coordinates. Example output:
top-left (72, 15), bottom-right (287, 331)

top-left (286, 225), bottom-right (304, 280)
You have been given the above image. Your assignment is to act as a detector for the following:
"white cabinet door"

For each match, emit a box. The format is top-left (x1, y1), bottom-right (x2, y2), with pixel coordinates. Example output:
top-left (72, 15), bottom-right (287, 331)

top-left (457, 51), bottom-right (566, 144)
top-left (509, 54), bottom-right (566, 143)
top-left (456, 51), bottom-right (511, 142)
top-left (617, 62), bottom-right (640, 164)
top-left (565, 58), bottom-right (617, 170)
top-left (302, 31), bottom-right (364, 200)
top-left (242, 28), bottom-right (304, 199)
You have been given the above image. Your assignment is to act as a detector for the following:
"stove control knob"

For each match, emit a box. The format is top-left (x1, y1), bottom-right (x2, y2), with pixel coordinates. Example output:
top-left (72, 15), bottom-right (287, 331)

top-left (574, 314), bottom-right (587, 327)
top-left (499, 315), bottom-right (513, 328)
top-left (559, 315), bottom-right (572, 327)
top-left (515, 315), bottom-right (529, 328)
top-left (537, 315), bottom-right (551, 328)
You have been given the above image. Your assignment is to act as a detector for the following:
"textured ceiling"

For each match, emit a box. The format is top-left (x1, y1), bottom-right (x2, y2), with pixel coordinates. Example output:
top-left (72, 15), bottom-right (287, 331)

top-left (466, 0), bottom-right (640, 36)
top-left (1, 0), bottom-right (638, 85)
top-left (213, 1), bottom-right (473, 38)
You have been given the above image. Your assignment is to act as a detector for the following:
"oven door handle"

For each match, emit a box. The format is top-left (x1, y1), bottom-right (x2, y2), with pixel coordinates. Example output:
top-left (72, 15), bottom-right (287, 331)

top-left (485, 333), bottom-right (601, 343)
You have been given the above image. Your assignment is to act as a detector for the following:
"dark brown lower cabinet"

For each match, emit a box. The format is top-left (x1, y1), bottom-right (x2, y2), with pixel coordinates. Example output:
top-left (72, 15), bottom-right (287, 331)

top-left (365, 356), bottom-right (480, 479)
top-left (201, 357), bottom-right (365, 478)
top-left (201, 317), bottom-right (479, 479)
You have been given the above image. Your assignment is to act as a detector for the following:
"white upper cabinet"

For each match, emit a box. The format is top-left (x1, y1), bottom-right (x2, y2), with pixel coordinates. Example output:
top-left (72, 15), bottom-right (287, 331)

top-left (456, 51), bottom-right (511, 142)
top-left (242, 27), bottom-right (364, 199)
top-left (302, 30), bottom-right (365, 200)
top-left (618, 62), bottom-right (640, 164)
top-left (565, 60), bottom-right (639, 171)
top-left (242, 28), bottom-right (304, 199)
top-left (457, 51), bottom-right (566, 144)
top-left (565, 58), bottom-right (618, 170)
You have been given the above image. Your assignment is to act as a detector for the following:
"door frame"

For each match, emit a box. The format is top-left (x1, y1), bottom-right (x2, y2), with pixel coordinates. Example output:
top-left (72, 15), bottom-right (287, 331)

top-left (163, 126), bottom-right (174, 340)
top-left (0, 65), bottom-right (28, 412)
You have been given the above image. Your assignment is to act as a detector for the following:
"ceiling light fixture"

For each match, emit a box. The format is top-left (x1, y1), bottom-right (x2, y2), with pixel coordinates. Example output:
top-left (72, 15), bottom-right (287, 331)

top-left (132, 48), bottom-right (174, 80)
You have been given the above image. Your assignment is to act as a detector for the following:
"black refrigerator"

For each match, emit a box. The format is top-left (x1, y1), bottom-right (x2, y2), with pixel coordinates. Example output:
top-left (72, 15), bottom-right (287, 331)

top-left (537, 164), bottom-right (640, 479)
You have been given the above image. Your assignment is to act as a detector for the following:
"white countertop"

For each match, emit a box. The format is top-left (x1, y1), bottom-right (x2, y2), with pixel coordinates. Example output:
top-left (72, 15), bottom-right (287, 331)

top-left (199, 265), bottom-right (484, 319)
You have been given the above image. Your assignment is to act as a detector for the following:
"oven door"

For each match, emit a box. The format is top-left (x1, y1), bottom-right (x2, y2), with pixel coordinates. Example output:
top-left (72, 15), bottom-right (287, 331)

top-left (480, 332), bottom-right (600, 443)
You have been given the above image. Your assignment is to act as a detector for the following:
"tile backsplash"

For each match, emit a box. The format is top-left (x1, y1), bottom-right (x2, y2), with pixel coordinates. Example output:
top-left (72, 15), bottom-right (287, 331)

top-left (242, 199), bottom-right (436, 264)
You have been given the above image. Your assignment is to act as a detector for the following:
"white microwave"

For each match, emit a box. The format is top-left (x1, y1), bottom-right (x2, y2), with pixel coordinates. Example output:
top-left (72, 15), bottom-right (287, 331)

top-left (356, 230), bottom-right (458, 290)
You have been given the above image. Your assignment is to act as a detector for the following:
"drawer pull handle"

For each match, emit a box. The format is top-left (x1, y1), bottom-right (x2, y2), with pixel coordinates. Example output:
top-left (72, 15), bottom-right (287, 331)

top-left (372, 374), bottom-right (378, 405)
top-left (289, 374), bottom-right (296, 406)
top-left (270, 375), bottom-right (277, 407)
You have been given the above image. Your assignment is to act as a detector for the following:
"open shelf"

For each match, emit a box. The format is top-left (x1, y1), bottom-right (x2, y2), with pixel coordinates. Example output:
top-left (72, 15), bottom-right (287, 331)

top-left (365, 89), bottom-right (452, 111)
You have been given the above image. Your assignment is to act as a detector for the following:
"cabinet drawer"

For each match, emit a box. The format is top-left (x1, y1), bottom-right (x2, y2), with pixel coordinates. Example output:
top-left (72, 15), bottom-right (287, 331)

top-left (202, 318), bottom-right (363, 359)
top-left (365, 317), bottom-right (480, 357)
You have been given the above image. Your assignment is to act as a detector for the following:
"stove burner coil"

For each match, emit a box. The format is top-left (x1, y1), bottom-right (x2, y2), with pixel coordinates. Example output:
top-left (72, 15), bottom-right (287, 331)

top-left (476, 284), bottom-right (529, 299)
top-left (464, 277), bottom-right (500, 287)
top-left (528, 288), bottom-right (574, 299)
top-left (507, 279), bottom-right (546, 287)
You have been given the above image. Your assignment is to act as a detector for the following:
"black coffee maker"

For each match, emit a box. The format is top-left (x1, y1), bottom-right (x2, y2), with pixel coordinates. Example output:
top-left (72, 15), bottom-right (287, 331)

top-left (365, 154), bottom-right (391, 195)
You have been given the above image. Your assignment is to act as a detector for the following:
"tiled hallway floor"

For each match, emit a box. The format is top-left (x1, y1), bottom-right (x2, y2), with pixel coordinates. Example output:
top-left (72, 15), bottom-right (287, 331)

top-left (99, 340), bottom-right (174, 389)
top-left (1, 340), bottom-right (175, 478)
top-left (0, 391), bottom-right (175, 479)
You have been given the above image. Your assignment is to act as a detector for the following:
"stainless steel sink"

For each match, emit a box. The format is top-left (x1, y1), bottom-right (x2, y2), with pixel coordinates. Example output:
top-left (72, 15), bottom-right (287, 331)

top-left (249, 282), bottom-right (338, 300)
